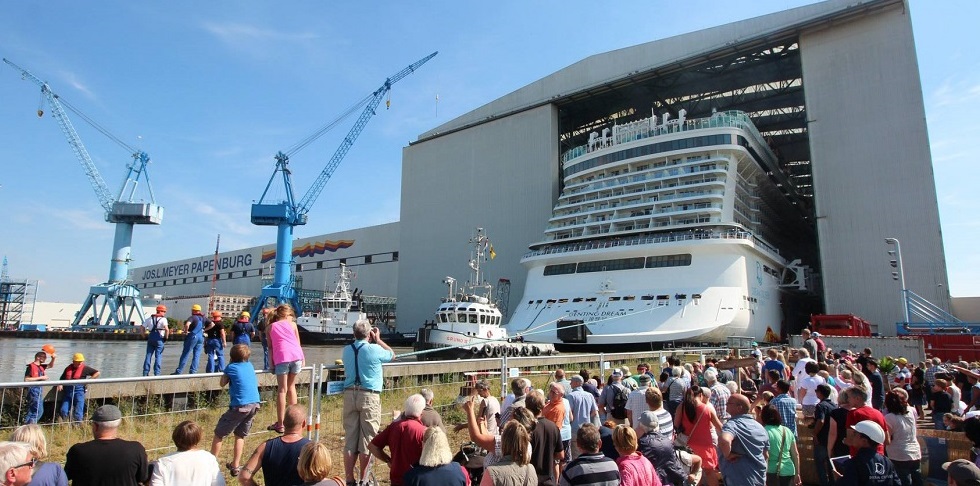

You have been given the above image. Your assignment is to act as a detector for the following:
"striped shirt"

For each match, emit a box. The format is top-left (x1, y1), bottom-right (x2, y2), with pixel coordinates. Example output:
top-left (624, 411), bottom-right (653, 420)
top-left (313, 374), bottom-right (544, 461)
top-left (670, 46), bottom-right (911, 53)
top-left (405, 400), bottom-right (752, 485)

top-left (560, 453), bottom-right (621, 486)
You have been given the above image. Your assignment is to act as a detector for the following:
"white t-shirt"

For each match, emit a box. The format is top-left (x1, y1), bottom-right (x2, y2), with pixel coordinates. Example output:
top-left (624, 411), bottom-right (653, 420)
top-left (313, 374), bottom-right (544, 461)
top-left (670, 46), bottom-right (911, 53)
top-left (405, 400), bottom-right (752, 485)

top-left (142, 315), bottom-right (168, 339)
top-left (798, 375), bottom-right (826, 406)
top-left (149, 449), bottom-right (224, 486)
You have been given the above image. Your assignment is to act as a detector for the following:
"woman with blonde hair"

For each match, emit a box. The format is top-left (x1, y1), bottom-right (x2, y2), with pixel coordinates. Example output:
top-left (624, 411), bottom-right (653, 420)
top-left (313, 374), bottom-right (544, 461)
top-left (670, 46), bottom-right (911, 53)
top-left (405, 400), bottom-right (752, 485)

top-left (482, 421), bottom-right (536, 485)
top-left (266, 303), bottom-right (305, 433)
top-left (404, 427), bottom-right (468, 485)
top-left (612, 424), bottom-right (657, 486)
top-left (296, 442), bottom-right (344, 486)
top-left (9, 424), bottom-right (66, 486)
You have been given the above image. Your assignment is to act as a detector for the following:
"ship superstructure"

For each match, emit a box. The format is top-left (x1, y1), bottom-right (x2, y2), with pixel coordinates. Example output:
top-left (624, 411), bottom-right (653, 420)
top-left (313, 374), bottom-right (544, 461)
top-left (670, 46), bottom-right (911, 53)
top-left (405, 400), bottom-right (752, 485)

top-left (505, 110), bottom-right (813, 348)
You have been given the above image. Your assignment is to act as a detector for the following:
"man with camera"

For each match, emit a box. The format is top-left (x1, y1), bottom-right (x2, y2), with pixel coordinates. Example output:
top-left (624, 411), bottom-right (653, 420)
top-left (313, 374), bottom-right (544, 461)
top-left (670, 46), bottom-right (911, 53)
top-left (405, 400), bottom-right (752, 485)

top-left (342, 320), bottom-right (395, 486)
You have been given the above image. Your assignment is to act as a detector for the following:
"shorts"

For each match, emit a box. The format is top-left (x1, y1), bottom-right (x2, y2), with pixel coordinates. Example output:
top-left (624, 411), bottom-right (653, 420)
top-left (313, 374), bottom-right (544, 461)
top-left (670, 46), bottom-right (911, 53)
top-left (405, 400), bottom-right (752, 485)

top-left (343, 388), bottom-right (381, 454)
top-left (274, 360), bottom-right (303, 375)
top-left (802, 404), bottom-right (817, 417)
top-left (214, 403), bottom-right (260, 439)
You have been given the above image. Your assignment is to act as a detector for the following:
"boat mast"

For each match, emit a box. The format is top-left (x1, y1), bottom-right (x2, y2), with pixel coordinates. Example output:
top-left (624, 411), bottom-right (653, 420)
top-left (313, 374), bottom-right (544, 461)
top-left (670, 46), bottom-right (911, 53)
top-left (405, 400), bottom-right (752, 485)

top-left (466, 228), bottom-right (492, 300)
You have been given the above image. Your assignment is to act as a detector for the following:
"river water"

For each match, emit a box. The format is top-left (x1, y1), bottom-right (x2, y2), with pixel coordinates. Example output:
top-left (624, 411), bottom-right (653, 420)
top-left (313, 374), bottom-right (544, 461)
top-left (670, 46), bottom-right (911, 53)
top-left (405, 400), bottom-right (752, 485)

top-left (0, 337), bottom-right (413, 383)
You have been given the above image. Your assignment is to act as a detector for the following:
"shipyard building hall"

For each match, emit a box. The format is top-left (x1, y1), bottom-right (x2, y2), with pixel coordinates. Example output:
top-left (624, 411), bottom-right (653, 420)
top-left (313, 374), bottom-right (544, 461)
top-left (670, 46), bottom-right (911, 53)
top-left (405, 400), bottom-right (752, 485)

top-left (134, 0), bottom-right (951, 342)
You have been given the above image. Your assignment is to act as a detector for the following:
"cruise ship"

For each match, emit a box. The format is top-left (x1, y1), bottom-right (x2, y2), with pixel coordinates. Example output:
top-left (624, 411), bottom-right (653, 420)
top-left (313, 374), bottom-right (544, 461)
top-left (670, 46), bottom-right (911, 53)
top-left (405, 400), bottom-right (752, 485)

top-left (505, 110), bottom-right (813, 350)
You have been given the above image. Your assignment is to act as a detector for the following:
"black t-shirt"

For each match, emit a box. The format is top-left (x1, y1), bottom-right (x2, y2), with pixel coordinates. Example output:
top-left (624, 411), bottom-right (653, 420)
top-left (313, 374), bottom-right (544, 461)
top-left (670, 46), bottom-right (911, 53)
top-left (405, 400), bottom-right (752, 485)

top-left (204, 320), bottom-right (223, 340)
top-left (64, 438), bottom-right (149, 486)
top-left (868, 371), bottom-right (885, 408)
top-left (531, 416), bottom-right (563, 486)
top-left (60, 364), bottom-right (97, 381)
top-left (813, 398), bottom-right (836, 446)
top-left (829, 407), bottom-right (850, 457)
top-left (932, 391), bottom-right (953, 417)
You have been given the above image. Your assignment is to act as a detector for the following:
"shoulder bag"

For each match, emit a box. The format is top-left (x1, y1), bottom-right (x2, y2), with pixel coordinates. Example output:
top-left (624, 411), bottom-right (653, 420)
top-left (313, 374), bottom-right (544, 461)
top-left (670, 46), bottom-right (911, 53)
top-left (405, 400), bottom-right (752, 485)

top-left (675, 406), bottom-right (704, 448)
top-left (775, 426), bottom-right (788, 477)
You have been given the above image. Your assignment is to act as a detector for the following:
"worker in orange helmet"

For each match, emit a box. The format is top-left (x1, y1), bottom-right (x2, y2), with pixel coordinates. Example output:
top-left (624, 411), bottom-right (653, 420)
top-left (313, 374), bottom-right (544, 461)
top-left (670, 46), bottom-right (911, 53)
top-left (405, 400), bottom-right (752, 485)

top-left (174, 304), bottom-right (207, 374)
top-left (141, 304), bottom-right (169, 376)
top-left (203, 310), bottom-right (227, 373)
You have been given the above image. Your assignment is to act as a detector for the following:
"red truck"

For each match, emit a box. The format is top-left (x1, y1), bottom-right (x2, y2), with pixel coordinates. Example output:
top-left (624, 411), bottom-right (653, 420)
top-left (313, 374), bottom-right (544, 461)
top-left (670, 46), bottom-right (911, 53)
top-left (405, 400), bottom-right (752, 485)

top-left (810, 314), bottom-right (873, 337)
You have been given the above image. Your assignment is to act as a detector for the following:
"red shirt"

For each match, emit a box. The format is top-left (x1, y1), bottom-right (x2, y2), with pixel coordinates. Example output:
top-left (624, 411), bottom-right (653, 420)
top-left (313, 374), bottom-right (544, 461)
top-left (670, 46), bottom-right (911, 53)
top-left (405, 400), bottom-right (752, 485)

top-left (370, 417), bottom-right (426, 485)
top-left (846, 405), bottom-right (887, 456)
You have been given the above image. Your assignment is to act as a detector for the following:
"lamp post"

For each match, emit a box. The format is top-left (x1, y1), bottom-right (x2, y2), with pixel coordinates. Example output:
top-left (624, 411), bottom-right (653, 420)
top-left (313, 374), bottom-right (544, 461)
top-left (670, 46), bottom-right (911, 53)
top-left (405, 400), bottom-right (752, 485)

top-left (885, 237), bottom-right (910, 324)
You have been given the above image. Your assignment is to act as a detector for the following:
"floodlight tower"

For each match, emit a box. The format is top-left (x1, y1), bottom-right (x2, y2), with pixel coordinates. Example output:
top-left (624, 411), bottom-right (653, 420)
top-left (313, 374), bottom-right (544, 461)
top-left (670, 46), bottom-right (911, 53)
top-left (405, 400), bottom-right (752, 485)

top-left (3, 58), bottom-right (163, 328)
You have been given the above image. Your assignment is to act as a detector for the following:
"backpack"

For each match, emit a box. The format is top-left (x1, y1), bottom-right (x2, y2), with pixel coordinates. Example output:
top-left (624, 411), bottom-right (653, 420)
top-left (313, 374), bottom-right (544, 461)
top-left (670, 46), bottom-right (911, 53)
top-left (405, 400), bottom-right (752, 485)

top-left (611, 383), bottom-right (629, 419)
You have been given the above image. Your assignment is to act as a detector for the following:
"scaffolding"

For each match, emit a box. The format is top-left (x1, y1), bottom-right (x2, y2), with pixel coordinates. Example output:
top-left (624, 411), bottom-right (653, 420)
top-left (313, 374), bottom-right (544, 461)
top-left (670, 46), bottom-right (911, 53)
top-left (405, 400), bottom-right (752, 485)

top-left (0, 278), bottom-right (37, 329)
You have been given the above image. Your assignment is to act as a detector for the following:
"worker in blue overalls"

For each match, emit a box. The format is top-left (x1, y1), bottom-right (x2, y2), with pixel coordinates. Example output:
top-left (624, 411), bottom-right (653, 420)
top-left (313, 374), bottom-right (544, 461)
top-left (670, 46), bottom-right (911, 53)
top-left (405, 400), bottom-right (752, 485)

top-left (24, 349), bottom-right (56, 424)
top-left (141, 304), bottom-right (169, 376)
top-left (56, 353), bottom-right (99, 422)
top-left (203, 310), bottom-right (227, 373)
top-left (174, 304), bottom-right (206, 374)
top-left (231, 311), bottom-right (256, 346)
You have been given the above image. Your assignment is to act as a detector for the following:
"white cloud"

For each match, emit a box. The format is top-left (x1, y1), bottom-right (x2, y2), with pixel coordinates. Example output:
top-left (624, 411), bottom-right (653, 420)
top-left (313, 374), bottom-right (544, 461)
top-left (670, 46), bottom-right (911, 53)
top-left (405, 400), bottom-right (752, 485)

top-left (201, 21), bottom-right (318, 45)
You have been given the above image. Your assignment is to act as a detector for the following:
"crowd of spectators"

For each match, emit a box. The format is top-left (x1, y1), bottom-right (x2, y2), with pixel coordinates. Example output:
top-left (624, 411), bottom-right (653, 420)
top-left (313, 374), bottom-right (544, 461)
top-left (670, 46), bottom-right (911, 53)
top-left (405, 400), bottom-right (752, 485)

top-left (13, 327), bottom-right (980, 486)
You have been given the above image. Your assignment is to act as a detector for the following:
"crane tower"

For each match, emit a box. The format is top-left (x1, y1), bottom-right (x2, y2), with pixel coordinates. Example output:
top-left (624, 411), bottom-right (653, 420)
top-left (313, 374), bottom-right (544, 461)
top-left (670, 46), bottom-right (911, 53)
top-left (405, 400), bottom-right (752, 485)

top-left (3, 58), bottom-right (163, 329)
top-left (250, 52), bottom-right (437, 319)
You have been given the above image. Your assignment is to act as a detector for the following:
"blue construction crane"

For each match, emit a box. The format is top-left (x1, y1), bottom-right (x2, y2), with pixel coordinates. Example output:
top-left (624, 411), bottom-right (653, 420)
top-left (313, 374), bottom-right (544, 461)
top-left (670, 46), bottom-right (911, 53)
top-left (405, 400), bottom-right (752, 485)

top-left (249, 51), bottom-right (437, 318)
top-left (3, 58), bottom-right (163, 329)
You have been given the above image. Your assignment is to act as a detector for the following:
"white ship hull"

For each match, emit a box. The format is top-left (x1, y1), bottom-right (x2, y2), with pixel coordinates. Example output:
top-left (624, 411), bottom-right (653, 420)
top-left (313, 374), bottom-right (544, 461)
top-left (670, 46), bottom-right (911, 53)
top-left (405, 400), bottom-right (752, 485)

top-left (505, 234), bottom-right (785, 348)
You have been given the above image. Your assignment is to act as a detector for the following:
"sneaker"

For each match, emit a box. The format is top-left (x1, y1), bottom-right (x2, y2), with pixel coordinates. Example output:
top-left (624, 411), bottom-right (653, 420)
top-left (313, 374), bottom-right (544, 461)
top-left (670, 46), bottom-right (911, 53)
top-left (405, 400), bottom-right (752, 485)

top-left (226, 463), bottom-right (242, 477)
top-left (266, 423), bottom-right (284, 433)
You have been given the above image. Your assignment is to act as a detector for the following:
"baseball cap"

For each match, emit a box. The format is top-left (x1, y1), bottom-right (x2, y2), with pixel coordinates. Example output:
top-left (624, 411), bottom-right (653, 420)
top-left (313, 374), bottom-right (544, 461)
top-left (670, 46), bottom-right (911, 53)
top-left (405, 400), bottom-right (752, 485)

top-left (91, 404), bottom-right (122, 422)
top-left (638, 374), bottom-right (652, 385)
top-left (637, 411), bottom-right (659, 431)
top-left (611, 369), bottom-right (623, 377)
top-left (811, 332), bottom-right (821, 337)
top-left (850, 420), bottom-right (886, 444)
top-left (944, 460), bottom-right (980, 486)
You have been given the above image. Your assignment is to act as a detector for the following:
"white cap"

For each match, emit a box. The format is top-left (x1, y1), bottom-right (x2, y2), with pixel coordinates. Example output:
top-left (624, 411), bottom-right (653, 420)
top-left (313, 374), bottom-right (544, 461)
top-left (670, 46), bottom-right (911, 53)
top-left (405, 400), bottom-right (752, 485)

top-left (850, 420), bottom-right (885, 444)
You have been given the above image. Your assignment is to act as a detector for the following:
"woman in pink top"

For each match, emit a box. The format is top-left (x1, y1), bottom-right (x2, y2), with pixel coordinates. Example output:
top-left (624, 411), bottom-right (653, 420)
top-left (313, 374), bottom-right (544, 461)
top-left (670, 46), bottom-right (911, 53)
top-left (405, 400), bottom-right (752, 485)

top-left (266, 303), bottom-right (305, 433)
top-left (613, 424), bottom-right (658, 486)
top-left (675, 385), bottom-right (724, 486)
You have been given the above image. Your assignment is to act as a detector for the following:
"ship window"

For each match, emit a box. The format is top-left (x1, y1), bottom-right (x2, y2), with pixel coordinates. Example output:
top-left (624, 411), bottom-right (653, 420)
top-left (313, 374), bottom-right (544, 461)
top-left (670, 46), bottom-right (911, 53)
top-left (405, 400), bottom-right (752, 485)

top-left (573, 298), bottom-right (583, 302)
top-left (609, 297), bottom-right (621, 301)
top-left (558, 299), bottom-right (568, 303)
top-left (547, 299), bottom-right (557, 304)
top-left (692, 293), bottom-right (702, 299)
top-left (657, 295), bottom-right (670, 300)
top-left (586, 297), bottom-right (597, 302)
top-left (528, 301), bottom-right (534, 305)
top-left (536, 300), bottom-right (543, 304)
top-left (641, 295), bottom-right (654, 300)
top-left (469, 314), bottom-right (477, 323)
top-left (624, 296), bottom-right (635, 301)
top-left (317, 261), bottom-right (323, 269)
top-left (675, 294), bottom-right (687, 300)
top-left (544, 263), bottom-right (577, 276)
top-left (480, 315), bottom-right (486, 324)
top-left (646, 254), bottom-right (693, 268)
top-left (447, 313), bottom-right (456, 322)
top-left (577, 257), bottom-right (645, 273)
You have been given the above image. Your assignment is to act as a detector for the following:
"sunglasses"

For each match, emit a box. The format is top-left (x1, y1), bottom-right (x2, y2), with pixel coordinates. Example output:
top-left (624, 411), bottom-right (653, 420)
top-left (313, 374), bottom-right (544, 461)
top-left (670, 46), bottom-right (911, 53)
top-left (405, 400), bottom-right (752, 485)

top-left (10, 457), bottom-right (37, 471)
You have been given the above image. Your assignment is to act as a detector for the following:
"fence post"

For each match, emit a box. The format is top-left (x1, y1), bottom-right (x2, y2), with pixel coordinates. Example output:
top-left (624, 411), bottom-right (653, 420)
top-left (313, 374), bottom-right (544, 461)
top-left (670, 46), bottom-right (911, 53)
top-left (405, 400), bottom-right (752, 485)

top-left (599, 352), bottom-right (606, 380)
top-left (500, 354), bottom-right (508, 399)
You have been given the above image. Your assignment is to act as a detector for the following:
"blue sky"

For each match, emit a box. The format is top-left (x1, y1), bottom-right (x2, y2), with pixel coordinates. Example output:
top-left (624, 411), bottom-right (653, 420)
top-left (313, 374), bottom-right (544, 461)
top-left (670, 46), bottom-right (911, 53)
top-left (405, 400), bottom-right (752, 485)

top-left (0, 1), bottom-right (977, 304)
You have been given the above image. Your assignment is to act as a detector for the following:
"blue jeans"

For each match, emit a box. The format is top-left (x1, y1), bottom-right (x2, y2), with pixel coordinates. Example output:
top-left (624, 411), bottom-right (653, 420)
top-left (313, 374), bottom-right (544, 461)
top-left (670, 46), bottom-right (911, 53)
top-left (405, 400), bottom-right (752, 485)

top-left (814, 442), bottom-right (833, 486)
top-left (260, 338), bottom-right (270, 370)
top-left (205, 338), bottom-right (225, 373)
top-left (143, 336), bottom-right (165, 376)
top-left (25, 386), bottom-right (43, 424)
top-left (175, 333), bottom-right (204, 374)
top-left (233, 334), bottom-right (251, 346)
top-left (892, 460), bottom-right (923, 486)
top-left (59, 385), bottom-right (86, 421)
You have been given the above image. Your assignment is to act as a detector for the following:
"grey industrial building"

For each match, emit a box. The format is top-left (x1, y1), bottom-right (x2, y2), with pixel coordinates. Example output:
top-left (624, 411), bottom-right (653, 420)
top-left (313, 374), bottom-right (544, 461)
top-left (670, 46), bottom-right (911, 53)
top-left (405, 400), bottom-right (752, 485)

top-left (131, 0), bottom-right (951, 338)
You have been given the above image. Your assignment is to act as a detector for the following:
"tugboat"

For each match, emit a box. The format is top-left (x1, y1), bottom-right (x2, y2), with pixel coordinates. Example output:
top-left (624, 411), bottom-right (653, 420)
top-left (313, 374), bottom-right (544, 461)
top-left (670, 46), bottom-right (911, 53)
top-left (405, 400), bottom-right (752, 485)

top-left (296, 263), bottom-right (365, 344)
top-left (414, 228), bottom-right (556, 360)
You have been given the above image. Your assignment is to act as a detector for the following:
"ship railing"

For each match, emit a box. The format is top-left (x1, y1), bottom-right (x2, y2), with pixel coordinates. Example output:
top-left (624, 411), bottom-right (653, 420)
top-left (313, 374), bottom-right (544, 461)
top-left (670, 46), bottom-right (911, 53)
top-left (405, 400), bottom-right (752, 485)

top-left (525, 229), bottom-right (782, 259)
top-left (561, 111), bottom-right (772, 164)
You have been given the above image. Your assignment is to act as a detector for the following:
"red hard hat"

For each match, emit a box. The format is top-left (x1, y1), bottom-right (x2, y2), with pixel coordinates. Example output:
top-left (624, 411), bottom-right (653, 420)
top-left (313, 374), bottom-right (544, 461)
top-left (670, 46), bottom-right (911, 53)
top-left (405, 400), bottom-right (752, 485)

top-left (156, 305), bottom-right (167, 313)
